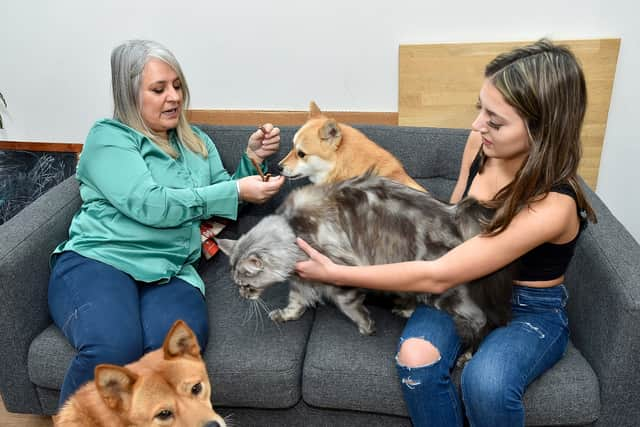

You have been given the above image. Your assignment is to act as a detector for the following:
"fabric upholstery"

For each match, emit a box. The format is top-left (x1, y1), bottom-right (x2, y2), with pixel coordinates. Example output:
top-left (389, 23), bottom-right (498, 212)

top-left (2, 124), bottom-right (638, 426)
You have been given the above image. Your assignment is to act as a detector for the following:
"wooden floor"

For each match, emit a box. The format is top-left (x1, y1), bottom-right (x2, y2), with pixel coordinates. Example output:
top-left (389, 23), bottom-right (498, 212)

top-left (0, 395), bottom-right (52, 427)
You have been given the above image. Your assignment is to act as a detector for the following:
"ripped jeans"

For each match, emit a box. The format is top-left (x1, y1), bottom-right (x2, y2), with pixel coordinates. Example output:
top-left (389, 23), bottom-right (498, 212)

top-left (396, 284), bottom-right (569, 427)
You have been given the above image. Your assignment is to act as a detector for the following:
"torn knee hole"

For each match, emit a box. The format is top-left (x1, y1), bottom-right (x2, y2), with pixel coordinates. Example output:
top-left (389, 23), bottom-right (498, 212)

top-left (397, 337), bottom-right (441, 368)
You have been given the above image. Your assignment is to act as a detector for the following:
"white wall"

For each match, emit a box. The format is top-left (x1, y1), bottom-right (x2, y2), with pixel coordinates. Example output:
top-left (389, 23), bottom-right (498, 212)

top-left (2, 0), bottom-right (638, 243)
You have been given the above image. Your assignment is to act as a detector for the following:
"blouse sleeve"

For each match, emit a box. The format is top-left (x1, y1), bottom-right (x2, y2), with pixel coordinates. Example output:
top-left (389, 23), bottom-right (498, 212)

top-left (77, 121), bottom-right (240, 228)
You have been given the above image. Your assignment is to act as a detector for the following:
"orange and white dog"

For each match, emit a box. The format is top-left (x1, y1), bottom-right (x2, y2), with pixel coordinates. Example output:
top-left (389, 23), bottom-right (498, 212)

top-left (54, 320), bottom-right (226, 427)
top-left (278, 101), bottom-right (426, 192)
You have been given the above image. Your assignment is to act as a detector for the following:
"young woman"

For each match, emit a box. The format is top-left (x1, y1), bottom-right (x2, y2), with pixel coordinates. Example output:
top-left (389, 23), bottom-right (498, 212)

top-left (295, 39), bottom-right (596, 427)
top-left (48, 39), bottom-right (285, 407)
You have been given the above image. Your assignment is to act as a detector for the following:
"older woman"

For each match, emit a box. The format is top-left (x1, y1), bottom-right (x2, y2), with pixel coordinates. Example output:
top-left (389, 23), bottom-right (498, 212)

top-left (48, 39), bottom-right (284, 407)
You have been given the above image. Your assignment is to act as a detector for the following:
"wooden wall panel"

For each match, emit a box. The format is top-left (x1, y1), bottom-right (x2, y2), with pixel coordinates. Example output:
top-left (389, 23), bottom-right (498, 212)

top-left (187, 109), bottom-right (398, 126)
top-left (0, 141), bottom-right (83, 153)
top-left (399, 39), bottom-right (620, 189)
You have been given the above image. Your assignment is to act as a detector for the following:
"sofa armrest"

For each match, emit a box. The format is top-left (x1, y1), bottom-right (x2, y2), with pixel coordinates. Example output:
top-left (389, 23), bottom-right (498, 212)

top-left (0, 176), bottom-right (80, 414)
top-left (565, 183), bottom-right (640, 426)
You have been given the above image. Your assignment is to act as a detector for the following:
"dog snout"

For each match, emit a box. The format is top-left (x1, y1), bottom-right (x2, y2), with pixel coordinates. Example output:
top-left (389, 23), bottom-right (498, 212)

top-left (277, 163), bottom-right (284, 172)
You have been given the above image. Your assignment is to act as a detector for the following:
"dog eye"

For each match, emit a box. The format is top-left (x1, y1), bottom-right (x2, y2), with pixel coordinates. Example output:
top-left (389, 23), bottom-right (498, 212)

top-left (155, 409), bottom-right (174, 420)
top-left (297, 150), bottom-right (306, 158)
top-left (191, 382), bottom-right (203, 395)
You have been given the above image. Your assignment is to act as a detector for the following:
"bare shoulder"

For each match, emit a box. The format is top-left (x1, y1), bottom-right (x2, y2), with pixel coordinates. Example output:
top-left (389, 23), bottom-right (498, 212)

top-left (460, 131), bottom-right (482, 171)
top-left (450, 131), bottom-right (482, 203)
top-left (466, 130), bottom-right (483, 152)
top-left (517, 191), bottom-right (579, 243)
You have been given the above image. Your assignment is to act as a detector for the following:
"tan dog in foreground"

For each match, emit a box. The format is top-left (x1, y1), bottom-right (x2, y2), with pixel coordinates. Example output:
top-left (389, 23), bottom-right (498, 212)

top-left (278, 101), bottom-right (426, 192)
top-left (54, 320), bottom-right (226, 427)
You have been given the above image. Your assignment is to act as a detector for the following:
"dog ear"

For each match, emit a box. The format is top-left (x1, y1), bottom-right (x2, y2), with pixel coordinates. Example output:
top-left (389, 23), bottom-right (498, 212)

top-left (95, 364), bottom-right (138, 410)
top-left (319, 119), bottom-right (342, 149)
top-left (309, 101), bottom-right (322, 118)
top-left (163, 319), bottom-right (201, 359)
top-left (215, 238), bottom-right (236, 256)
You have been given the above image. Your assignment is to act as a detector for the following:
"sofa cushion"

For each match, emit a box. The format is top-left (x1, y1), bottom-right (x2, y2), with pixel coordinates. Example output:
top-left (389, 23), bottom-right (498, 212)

top-left (28, 271), bottom-right (313, 411)
top-left (199, 124), bottom-right (469, 185)
top-left (199, 247), bottom-right (313, 408)
top-left (354, 125), bottom-right (469, 182)
top-left (302, 304), bottom-right (600, 425)
top-left (28, 212), bottom-right (313, 411)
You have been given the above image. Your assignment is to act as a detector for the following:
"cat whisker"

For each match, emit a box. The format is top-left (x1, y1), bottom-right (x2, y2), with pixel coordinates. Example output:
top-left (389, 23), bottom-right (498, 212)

top-left (252, 299), bottom-right (264, 333)
top-left (239, 294), bottom-right (257, 326)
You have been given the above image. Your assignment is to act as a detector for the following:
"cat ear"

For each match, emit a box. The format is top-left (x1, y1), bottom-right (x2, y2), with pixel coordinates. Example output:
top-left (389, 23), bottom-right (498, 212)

top-left (215, 238), bottom-right (236, 256)
top-left (240, 254), bottom-right (264, 275)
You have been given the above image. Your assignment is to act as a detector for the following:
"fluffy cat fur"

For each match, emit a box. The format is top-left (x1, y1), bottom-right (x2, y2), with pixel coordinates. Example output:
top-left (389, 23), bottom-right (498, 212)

top-left (217, 174), bottom-right (513, 350)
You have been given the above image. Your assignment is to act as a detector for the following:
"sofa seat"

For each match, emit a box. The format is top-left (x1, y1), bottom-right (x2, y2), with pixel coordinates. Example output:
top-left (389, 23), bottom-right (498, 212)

top-left (29, 271), bottom-right (313, 415)
top-left (303, 305), bottom-right (601, 425)
top-left (29, 287), bottom-right (600, 425)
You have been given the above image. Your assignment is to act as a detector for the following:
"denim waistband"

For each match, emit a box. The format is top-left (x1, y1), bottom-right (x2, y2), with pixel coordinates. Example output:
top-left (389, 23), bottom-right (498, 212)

top-left (512, 284), bottom-right (568, 309)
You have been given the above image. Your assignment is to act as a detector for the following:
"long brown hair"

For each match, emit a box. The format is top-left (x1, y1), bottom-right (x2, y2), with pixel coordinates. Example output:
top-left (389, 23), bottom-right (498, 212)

top-left (479, 39), bottom-right (596, 235)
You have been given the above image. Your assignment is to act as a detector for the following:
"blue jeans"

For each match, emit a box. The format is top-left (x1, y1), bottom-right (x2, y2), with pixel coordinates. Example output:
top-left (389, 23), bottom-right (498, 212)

top-left (396, 284), bottom-right (569, 427)
top-left (48, 251), bottom-right (209, 407)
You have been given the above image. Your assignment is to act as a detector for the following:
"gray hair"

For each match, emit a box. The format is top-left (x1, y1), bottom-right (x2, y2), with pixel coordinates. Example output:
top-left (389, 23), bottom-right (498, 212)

top-left (110, 40), bottom-right (206, 158)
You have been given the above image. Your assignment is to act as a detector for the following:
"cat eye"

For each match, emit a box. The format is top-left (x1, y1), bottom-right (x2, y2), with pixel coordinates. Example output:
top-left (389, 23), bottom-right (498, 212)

top-left (298, 150), bottom-right (306, 158)
top-left (242, 267), bottom-right (259, 277)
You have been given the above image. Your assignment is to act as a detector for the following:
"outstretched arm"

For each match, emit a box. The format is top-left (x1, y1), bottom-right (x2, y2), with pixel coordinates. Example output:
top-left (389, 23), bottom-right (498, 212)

top-left (295, 192), bottom-right (578, 293)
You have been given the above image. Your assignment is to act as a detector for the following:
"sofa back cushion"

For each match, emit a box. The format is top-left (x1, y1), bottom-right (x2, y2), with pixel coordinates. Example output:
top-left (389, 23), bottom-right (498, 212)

top-left (196, 124), bottom-right (470, 201)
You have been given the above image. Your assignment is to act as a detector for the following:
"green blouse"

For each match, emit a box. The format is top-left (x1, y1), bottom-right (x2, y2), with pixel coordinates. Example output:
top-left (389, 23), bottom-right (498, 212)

top-left (53, 118), bottom-right (262, 294)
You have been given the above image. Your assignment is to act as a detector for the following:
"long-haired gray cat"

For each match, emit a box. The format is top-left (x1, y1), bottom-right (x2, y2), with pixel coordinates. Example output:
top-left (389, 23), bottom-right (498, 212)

top-left (217, 174), bottom-right (512, 350)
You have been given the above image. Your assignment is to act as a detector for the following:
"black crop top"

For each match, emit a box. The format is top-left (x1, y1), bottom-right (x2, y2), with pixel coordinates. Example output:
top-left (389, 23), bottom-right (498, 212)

top-left (462, 154), bottom-right (587, 281)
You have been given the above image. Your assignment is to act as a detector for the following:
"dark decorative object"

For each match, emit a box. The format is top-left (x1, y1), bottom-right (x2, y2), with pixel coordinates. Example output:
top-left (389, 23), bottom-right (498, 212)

top-left (0, 150), bottom-right (77, 225)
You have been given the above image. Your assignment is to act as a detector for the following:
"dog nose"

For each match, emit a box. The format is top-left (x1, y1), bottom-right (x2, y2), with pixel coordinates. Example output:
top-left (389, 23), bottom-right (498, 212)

top-left (204, 422), bottom-right (220, 427)
top-left (277, 164), bottom-right (284, 172)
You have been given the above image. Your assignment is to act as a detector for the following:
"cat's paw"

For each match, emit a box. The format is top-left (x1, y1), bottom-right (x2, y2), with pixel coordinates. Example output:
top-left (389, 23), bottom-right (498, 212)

top-left (392, 306), bottom-right (415, 318)
top-left (269, 309), bottom-right (288, 323)
top-left (455, 350), bottom-right (473, 368)
top-left (358, 319), bottom-right (376, 336)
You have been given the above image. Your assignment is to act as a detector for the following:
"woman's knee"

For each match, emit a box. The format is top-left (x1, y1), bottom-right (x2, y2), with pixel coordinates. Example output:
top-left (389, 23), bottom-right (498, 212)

top-left (461, 357), bottom-right (520, 411)
top-left (397, 337), bottom-right (441, 368)
top-left (143, 315), bottom-right (209, 354)
top-left (78, 331), bottom-right (144, 367)
top-left (140, 281), bottom-right (209, 352)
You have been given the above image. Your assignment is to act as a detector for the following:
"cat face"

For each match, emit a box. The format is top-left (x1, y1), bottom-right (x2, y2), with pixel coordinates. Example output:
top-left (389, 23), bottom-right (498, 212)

top-left (216, 215), bottom-right (302, 300)
top-left (218, 246), bottom-right (285, 299)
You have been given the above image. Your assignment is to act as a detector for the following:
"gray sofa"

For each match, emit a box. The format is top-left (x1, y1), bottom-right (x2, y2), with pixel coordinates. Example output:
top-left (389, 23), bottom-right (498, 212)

top-left (1, 124), bottom-right (639, 426)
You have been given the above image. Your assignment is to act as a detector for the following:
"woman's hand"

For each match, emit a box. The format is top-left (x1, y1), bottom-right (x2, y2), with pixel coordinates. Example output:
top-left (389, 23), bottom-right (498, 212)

top-left (295, 237), bottom-right (339, 283)
top-left (237, 175), bottom-right (284, 204)
top-left (247, 123), bottom-right (280, 162)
